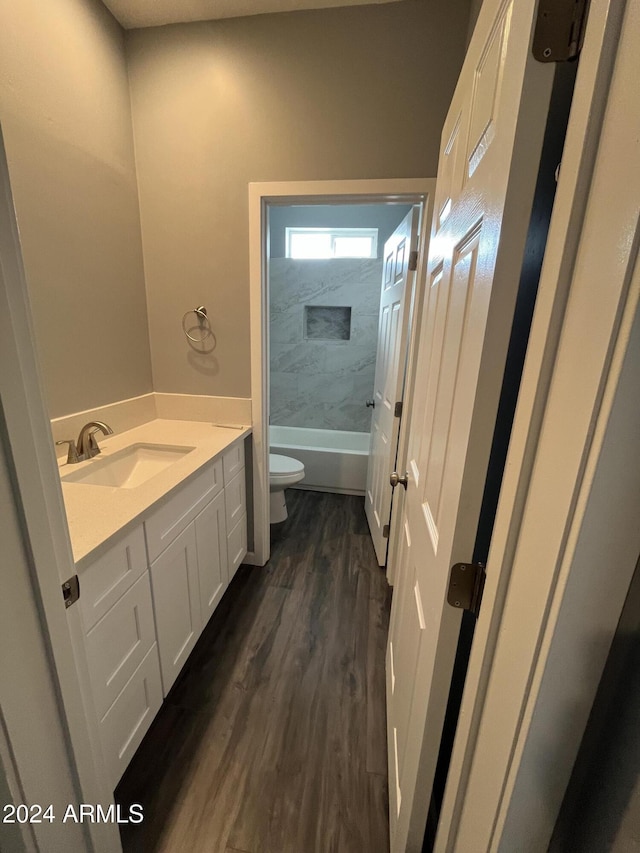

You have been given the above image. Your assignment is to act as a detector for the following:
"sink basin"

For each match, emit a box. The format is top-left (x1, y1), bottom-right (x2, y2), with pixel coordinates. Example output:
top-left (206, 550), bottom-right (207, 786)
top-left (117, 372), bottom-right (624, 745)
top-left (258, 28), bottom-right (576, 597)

top-left (61, 443), bottom-right (195, 489)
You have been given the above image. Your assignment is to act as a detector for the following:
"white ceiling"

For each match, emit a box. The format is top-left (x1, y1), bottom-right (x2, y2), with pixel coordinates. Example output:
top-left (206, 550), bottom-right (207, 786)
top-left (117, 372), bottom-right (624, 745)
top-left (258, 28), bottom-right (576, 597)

top-left (101, 0), bottom-right (405, 29)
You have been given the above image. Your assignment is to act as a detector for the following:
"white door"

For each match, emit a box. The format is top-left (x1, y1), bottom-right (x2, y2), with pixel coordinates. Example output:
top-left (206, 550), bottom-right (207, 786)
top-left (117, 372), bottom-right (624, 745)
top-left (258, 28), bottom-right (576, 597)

top-left (386, 0), bottom-right (556, 849)
top-left (365, 208), bottom-right (420, 565)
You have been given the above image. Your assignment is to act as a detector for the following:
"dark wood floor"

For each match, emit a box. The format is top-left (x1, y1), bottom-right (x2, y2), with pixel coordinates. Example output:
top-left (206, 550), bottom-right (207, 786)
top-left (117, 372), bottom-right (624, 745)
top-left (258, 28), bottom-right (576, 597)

top-left (116, 489), bottom-right (392, 853)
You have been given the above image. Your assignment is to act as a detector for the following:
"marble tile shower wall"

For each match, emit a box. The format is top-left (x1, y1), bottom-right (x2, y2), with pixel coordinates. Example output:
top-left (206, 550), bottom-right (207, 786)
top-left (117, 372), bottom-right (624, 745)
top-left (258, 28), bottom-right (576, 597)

top-left (270, 258), bottom-right (382, 432)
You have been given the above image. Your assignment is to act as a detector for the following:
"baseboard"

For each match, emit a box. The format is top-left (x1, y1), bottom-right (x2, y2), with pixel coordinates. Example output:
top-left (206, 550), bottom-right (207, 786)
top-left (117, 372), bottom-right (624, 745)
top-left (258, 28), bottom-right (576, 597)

top-left (292, 484), bottom-right (365, 497)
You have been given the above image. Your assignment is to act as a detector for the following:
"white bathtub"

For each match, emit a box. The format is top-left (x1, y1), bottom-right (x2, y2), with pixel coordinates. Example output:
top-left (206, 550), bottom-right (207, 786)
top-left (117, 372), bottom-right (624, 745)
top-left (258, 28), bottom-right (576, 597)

top-left (269, 425), bottom-right (370, 495)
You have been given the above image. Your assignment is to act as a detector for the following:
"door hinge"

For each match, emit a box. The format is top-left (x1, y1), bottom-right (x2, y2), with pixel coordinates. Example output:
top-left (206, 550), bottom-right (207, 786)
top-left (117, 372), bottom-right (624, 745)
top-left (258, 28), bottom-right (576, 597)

top-left (382, 524), bottom-right (390, 539)
top-left (408, 250), bottom-right (419, 272)
top-left (532, 0), bottom-right (588, 63)
top-left (394, 401), bottom-right (403, 418)
top-left (62, 575), bottom-right (80, 608)
top-left (447, 562), bottom-right (485, 618)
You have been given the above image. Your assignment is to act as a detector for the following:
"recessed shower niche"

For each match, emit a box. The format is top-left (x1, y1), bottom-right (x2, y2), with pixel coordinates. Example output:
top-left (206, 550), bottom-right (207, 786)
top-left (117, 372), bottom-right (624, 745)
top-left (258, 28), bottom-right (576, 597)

top-left (304, 305), bottom-right (352, 341)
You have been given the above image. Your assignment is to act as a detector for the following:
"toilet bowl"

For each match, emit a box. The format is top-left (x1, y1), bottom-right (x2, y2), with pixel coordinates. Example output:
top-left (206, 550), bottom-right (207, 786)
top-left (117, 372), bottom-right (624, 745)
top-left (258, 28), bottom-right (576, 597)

top-left (269, 453), bottom-right (305, 523)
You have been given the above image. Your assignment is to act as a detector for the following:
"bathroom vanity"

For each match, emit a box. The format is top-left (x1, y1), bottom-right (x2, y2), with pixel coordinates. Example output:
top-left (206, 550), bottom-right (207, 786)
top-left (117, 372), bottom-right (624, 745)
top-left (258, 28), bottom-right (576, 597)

top-left (58, 420), bottom-right (250, 788)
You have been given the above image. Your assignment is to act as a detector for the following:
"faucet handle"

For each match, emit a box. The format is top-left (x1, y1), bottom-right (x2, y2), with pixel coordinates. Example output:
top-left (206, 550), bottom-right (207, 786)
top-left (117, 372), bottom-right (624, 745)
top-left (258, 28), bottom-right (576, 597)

top-left (56, 439), bottom-right (81, 465)
top-left (84, 429), bottom-right (100, 455)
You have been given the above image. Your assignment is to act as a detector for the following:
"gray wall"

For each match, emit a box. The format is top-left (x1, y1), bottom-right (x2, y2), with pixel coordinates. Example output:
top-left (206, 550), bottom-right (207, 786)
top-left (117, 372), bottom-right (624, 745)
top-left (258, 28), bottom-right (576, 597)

top-left (0, 0), bottom-right (472, 417)
top-left (0, 0), bottom-right (152, 418)
top-left (269, 203), bottom-right (412, 258)
top-left (126, 0), bottom-right (471, 398)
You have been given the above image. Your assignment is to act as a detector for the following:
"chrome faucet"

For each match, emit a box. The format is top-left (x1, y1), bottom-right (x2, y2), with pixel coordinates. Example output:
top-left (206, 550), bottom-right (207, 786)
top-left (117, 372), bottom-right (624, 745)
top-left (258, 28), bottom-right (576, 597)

top-left (56, 421), bottom-right (114, 464)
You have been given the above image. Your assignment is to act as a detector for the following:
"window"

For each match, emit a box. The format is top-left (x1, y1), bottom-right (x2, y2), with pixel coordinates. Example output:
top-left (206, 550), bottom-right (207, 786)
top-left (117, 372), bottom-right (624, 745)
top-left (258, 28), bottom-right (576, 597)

top-left (285, 227), bottom-right (378, 259)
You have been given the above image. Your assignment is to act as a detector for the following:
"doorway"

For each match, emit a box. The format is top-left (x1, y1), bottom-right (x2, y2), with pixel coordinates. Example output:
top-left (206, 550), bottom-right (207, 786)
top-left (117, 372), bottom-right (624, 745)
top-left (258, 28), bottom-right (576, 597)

top-left (268, 202), bottom-right (420, 567)
top-left (248, 180), bottom-right (436, 569)
top-left (268, 203), bottom-right (411, 497)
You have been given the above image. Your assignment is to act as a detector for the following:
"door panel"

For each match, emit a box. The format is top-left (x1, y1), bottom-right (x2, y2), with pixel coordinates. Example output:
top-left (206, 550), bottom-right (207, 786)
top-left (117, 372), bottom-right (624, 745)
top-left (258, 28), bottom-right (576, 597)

top-left (365, 208), bottom-right (420, 565)
top-left (422, 228), bottom-right (482, 544)
top-left (465, 3), bottom-right (512, 179)
top-left (386, 0), bottom-right (555, 849)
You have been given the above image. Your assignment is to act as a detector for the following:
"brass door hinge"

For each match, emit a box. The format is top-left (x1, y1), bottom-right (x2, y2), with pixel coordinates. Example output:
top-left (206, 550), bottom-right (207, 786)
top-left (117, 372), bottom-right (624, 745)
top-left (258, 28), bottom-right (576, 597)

top-left (382, 524), bottom-right (390, 539)
top-left (408, 250), bottom-right (419, 271)
top-left (447, 562), bottom-right (485, 618)
top-left (394, 401), bottom-right (403, 418)
top-left (533, 0), bottom-right (588, 62)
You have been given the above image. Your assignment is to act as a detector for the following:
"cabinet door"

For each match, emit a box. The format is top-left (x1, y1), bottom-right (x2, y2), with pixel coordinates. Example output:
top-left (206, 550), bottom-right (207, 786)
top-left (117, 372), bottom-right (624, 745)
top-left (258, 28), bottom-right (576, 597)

top-left (223, 441), bottom-right (245, 484)
top-left (195, 491), bottom-right (228, 626)
top-left (228, 515), bottom-right (248, 583)
top-left (224, 468), bottom-right (246, 532)
top-left (150, 524), bottom-right (202, 695)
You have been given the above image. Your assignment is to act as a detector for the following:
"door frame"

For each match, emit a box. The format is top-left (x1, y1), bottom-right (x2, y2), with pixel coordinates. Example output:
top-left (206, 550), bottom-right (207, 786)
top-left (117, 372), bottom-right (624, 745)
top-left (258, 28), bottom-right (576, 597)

top-left (0, 126), bottom-right (121, 851)
top-left (248, 179), bottom-right (435, 567)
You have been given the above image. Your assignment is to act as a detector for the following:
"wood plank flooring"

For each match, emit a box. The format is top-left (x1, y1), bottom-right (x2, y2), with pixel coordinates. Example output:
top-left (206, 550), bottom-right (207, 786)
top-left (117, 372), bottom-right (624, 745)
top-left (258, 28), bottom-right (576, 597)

top-left (116, 489), bottom-right (392, 853)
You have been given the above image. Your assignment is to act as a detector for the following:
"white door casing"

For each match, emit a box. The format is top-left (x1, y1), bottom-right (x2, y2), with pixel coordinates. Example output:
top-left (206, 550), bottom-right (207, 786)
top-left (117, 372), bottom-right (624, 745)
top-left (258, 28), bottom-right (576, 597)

top-left (248, 180), bottom-right (435, 567)
top-left (386, 0), bottom-right (555, 849)
top-left (365, 208), bottom-right (420, 566)
top-left (0, 126), bottom-right (120, 851)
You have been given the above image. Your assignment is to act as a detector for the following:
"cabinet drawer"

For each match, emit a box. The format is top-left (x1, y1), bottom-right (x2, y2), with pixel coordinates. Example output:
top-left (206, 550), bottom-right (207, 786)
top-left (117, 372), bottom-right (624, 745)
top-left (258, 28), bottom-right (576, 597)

top-left (227, 514), bottom-right (247, 582)
top-left (224, 468), bottom-right (246, 531)
top-left (99, 643), bottom-right (162, 788)
top-left (223, 442), bottom-right (244, 485)
top-left (79, 527), bottom-right (147, 632)
top-left (84, 572), bottom-right (156, 719)
top-left (145, 460), bottom-right (223, 562)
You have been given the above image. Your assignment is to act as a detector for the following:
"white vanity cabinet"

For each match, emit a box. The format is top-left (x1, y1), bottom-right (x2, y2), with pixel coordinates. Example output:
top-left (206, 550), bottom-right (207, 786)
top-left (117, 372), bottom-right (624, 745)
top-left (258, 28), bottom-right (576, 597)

top-left (223, 443), bottom-right (247, 581)
top-left (78, 528), bottom-right (163, 788)
top-left (144, 460), bottom-right (223, 563)
top-left (75, 438), bottom-right (248, 788)
top-left (144, 455), bottom-right (230, 695)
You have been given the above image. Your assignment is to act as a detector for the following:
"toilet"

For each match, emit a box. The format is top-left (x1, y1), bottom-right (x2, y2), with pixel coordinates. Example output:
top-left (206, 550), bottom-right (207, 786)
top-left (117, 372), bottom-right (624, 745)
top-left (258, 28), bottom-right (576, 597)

top-left (269, 453), bottom-right (305, 523)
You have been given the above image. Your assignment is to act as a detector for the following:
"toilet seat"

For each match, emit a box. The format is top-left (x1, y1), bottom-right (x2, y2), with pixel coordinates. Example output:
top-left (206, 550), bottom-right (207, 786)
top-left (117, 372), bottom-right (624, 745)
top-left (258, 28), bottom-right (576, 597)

top-left (269, 453), bottom-right (305, 483)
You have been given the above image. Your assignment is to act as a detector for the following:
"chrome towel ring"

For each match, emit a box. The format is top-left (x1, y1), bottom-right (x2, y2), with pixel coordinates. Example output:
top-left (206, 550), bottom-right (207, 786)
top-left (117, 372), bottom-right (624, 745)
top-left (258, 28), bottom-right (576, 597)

top-left (182, 305), bottom-right (212, 343)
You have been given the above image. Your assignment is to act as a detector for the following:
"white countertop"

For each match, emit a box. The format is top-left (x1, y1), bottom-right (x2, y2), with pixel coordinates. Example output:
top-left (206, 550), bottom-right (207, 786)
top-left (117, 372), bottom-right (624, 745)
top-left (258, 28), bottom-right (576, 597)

top-left (59, 419), bottom-right (251, 568)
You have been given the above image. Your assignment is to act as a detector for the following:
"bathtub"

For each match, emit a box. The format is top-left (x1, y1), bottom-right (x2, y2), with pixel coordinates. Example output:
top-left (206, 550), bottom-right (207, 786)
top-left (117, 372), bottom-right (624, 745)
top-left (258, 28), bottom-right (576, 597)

top-left (269, 426), bottom-right (370, 495)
